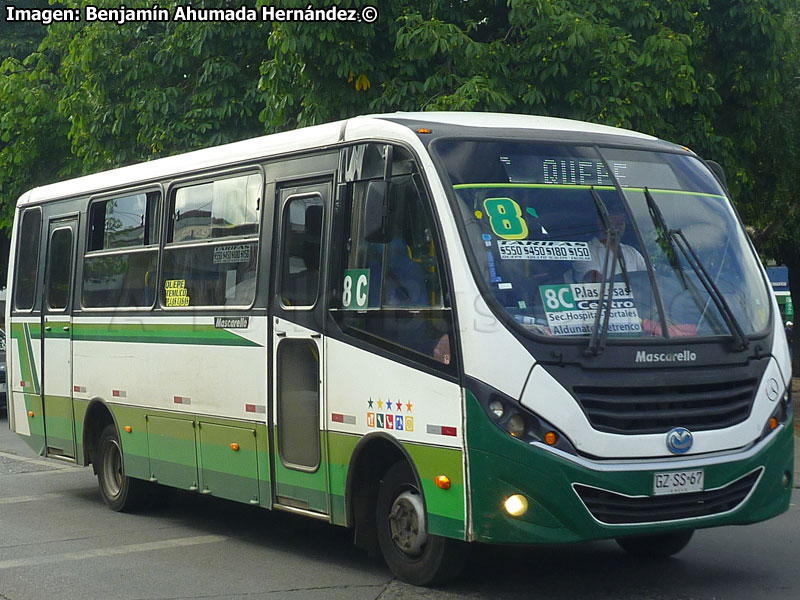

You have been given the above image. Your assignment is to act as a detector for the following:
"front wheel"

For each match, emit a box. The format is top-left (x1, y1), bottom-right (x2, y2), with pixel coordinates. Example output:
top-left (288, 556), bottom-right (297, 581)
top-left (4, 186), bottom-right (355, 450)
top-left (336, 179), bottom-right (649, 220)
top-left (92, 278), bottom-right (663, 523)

top-left (96, 424), bottom-right (149, 512)
top-left (376, 461), bottom-right (467, 586)
top-left (616, 529), bottom-right (695, 558)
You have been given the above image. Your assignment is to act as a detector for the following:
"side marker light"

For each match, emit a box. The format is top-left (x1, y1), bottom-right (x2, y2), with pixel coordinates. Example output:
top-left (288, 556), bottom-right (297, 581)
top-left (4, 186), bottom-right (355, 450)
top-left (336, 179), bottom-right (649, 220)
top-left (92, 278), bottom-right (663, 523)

top-left (28, 411), bottom-right (34, 418)
top-left (124, 426), bottom-right (132, 433)
top-left (230, 443), bottom-right (240, 451)
top-left (417, 128), bottom-right (432, 134)
top-left (435, 475), bottom-right (451, 490)
top-left (504, 494), bottom-right (528, 517)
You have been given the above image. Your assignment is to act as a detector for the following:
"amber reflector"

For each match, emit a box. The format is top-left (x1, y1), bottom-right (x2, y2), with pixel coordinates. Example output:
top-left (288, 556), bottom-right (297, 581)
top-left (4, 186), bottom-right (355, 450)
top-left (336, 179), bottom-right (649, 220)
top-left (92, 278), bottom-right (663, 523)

top-left (435, 475), bottom-right (451, 490)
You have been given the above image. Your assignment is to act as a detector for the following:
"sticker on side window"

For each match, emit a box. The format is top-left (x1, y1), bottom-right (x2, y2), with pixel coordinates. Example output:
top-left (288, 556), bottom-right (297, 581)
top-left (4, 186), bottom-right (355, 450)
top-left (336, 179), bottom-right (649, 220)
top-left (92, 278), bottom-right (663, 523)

top-left (498, 240), bottom-right (591, 261)
top-left (165, 279), bottom-right (190, 307)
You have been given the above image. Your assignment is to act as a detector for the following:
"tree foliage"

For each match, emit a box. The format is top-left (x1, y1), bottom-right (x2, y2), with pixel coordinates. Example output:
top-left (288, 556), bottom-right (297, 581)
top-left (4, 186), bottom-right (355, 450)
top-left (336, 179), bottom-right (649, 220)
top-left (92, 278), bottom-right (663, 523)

top-left (1, 1), bottom-right (798, 337)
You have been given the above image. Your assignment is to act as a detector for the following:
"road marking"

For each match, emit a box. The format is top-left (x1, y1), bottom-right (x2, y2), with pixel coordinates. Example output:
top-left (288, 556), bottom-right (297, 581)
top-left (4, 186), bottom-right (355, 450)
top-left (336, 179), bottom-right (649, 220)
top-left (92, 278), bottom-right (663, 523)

top-left (0, 493), bottom-right (64, 505)
top-left (0, 535), bottom-right (228, 570)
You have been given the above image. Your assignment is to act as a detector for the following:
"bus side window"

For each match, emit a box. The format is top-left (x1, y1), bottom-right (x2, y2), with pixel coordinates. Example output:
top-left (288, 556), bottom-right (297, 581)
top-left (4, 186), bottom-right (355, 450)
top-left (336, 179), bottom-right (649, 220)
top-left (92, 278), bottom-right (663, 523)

top-left (162, 172), bottom-right (261, 309)
top-left (335, 152), bottom-right (453, 367)
top-left (14, 208), bottom-right (43, 311)
top-left (82, 192), bottom-right (160, 309)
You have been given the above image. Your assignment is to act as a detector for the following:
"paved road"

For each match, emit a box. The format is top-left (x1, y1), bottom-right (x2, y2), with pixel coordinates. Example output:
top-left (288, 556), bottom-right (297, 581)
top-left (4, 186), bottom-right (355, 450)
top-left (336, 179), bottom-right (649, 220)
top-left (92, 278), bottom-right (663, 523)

top-left (1, 414), bottom-right (798, 600)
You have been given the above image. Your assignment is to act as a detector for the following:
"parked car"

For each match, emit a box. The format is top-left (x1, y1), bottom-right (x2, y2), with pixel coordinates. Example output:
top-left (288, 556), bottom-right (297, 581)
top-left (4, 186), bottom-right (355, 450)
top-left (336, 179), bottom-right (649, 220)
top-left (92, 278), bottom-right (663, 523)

top-left (1, 329), bottom-right (6, 415)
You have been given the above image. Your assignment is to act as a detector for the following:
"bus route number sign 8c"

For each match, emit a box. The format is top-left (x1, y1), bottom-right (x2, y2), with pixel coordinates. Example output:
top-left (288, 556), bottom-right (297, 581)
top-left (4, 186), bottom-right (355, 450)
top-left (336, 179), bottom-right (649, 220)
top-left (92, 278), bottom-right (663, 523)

top-left (342, 269), bottom-right (370, 309)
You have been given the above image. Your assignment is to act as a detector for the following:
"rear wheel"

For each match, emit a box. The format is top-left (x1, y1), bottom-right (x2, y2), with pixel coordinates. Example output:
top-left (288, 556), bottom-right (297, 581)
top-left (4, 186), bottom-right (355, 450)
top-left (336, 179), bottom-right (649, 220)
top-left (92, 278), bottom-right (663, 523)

top-left (376, 461), bottom-right (467, 586)
top-left (96, 424), bottom-right (149, 512)
top-left (616, 529), bottom-right (694, 558)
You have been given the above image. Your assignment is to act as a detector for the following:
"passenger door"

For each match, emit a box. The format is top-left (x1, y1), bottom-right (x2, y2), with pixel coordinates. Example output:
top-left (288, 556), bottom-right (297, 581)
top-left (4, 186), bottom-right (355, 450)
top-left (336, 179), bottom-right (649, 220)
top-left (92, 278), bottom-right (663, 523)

top-left (42, 217), bottom-right (78, 459)
top-left (270, 180), bottom-right (332, 516)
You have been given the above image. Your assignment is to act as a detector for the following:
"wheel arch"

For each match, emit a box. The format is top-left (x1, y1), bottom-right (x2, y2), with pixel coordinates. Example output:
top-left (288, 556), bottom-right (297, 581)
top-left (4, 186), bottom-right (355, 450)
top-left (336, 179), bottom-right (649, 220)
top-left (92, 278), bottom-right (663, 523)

top-left (81, 398), bottom-right (117, 470)
top-left (344, 432), bottom-right (425, 554)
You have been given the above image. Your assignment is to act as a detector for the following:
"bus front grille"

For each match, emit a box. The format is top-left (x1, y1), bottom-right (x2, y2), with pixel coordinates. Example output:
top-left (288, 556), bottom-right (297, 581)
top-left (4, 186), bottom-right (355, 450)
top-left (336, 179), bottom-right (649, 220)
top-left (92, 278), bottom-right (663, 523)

top-left (574, 469), bottom-right (761, 525)
top-left (572, 378), bottom-right (757, 434)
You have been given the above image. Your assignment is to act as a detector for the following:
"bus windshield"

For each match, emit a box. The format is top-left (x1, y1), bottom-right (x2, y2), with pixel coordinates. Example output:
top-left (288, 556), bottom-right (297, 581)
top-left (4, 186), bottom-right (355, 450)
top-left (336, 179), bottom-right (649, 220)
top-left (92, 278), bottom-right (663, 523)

top-left (433, 140), bottom-right (771, 340)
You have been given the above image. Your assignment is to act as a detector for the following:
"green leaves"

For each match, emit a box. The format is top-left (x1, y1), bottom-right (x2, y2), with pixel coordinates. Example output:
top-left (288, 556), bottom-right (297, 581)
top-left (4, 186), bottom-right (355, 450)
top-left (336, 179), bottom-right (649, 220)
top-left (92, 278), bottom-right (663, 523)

top-left (0, 0), bottom-right (797, 258)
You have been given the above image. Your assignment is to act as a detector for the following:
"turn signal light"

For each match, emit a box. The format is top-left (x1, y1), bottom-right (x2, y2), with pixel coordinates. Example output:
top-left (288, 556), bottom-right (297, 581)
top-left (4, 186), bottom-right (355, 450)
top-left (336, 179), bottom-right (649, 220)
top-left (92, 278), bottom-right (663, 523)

top-left (544, 431), bottom-right (558, 445)
top-left (769, 417), bottom-right (778, 430)
top-left (230, 443), bottom-right (240, 451)
top-left (435, 475), bottom-right (451, 490)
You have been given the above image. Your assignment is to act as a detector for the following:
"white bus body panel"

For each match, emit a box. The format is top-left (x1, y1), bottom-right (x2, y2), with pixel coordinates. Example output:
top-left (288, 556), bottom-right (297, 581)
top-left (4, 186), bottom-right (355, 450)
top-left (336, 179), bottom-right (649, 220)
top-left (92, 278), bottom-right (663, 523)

top-left (520, 356), bottom-right (785, 459)
top-left (71, 315), bottom-right (268, 420)
top-left (325, 337), bottom-right (463, 449)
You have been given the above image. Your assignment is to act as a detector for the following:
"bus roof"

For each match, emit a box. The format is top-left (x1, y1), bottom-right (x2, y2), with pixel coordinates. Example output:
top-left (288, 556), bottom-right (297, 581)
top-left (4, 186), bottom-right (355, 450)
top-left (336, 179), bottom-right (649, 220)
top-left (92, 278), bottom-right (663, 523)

top-left (18, 112), bottom-right (657, 206)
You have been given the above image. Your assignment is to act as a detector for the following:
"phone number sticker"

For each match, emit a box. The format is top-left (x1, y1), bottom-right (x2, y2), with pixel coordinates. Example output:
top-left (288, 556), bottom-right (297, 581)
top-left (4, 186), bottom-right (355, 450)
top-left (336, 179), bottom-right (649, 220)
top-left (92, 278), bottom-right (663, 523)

top-left (497, 240), bottom-right (591, 261)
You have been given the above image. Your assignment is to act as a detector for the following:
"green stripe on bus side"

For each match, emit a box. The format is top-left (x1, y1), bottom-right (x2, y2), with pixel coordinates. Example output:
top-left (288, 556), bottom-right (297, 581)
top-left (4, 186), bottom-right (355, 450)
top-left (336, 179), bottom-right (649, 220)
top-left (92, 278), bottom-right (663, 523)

top-left (453, 183), bottom-right (726, 200)
top-left (10, 322), bottom-right (40, 394)
top-left (69, 402), bottom-right (464, 537)
top-left (104, 404), bottom-right (272, 506)
top-left (72, 322), bottom-right (261, 347)
top-left (43, 395), bottom-right (75, 453)
top-left (73, 401), bottom-right (88, 464)
top-left (19, 392), bottom-right (46, 454)
top-left (405, 443), bottom-right (465, 538)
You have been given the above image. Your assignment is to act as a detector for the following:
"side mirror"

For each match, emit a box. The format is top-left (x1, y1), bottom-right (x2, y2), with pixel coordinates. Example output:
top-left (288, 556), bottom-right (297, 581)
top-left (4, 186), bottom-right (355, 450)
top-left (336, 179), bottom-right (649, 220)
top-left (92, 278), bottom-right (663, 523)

top-left (363, 180), bottom-right (392, 243)
top-left (706, 160), bottom-right (728, 191)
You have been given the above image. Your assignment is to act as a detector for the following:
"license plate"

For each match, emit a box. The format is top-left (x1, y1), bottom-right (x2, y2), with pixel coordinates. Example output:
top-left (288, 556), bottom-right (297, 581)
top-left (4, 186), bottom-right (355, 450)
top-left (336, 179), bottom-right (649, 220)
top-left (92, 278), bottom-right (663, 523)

top-left (653, 469), bottom-right (704, 496)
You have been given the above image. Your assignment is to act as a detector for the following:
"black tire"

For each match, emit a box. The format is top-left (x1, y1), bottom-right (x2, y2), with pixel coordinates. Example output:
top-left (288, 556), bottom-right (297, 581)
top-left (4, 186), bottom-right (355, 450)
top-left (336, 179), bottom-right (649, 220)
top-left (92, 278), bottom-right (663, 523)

top-left (616, 529), bottom-right (695, 558)
top-left (376, 461), bottom-right (467, 586)
top-left (96, 424), bottom-right (149, 512)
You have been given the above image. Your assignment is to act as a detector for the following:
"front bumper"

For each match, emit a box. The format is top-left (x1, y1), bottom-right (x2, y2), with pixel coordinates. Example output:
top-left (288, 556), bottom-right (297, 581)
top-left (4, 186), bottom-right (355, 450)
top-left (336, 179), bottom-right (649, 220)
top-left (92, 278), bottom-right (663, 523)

top-left (466, 392), bottom-right (794, 544)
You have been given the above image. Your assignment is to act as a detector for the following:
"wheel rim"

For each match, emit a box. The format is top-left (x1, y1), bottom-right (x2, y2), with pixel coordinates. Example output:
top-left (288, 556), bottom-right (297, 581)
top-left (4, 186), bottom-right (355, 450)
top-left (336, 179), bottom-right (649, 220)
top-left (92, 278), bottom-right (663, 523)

top-left (388, 489), bottom-right (428, 557)
top-left (101, 438), bottom-right (123, 499)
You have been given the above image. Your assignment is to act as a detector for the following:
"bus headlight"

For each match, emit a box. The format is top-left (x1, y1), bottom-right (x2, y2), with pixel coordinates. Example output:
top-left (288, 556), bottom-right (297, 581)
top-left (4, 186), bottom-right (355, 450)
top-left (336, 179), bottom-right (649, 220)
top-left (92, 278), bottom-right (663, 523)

top-left (471, 381), bottom-right (578, 456)
top-left (759, 385), bottom-right (792, 441)
top-left (488, 399), bottom-right (505, 419)
top-left (507, 415), bottom-right (526, 437)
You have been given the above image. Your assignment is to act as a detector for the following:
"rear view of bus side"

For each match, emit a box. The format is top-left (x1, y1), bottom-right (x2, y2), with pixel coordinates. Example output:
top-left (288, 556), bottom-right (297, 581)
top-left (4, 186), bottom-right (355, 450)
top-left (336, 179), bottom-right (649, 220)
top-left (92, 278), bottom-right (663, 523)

top-left (5, 113), bottom-right (793, 586)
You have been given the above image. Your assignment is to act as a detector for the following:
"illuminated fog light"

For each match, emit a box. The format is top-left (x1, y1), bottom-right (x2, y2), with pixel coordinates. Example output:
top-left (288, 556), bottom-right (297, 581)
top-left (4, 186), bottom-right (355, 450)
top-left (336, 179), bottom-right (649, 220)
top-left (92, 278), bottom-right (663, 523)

top-left (504, 494), bottom-right (529, 517)
top-left (488, 400), bottom-right (505, 419)
top-left (507, 415), bottom-right (526, 437)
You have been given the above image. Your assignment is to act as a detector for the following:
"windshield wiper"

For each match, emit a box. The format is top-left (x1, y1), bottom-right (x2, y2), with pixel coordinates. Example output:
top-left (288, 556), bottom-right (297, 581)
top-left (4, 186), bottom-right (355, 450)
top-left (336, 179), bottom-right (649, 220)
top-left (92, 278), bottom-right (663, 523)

top-left (643, 188), bottom-right (747, 350)
top-left (643, 187), bottom-right (687, 289)
top-left (668, 228), bottom-right (749, 351)
top-left (585, 187), bottom-right (629, 356)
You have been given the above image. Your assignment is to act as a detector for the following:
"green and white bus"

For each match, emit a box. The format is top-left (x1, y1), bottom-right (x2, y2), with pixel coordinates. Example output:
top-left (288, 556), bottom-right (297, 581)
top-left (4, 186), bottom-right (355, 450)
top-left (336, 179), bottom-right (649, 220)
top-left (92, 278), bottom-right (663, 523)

top-left (5, 112), bottom-right (794, 585)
